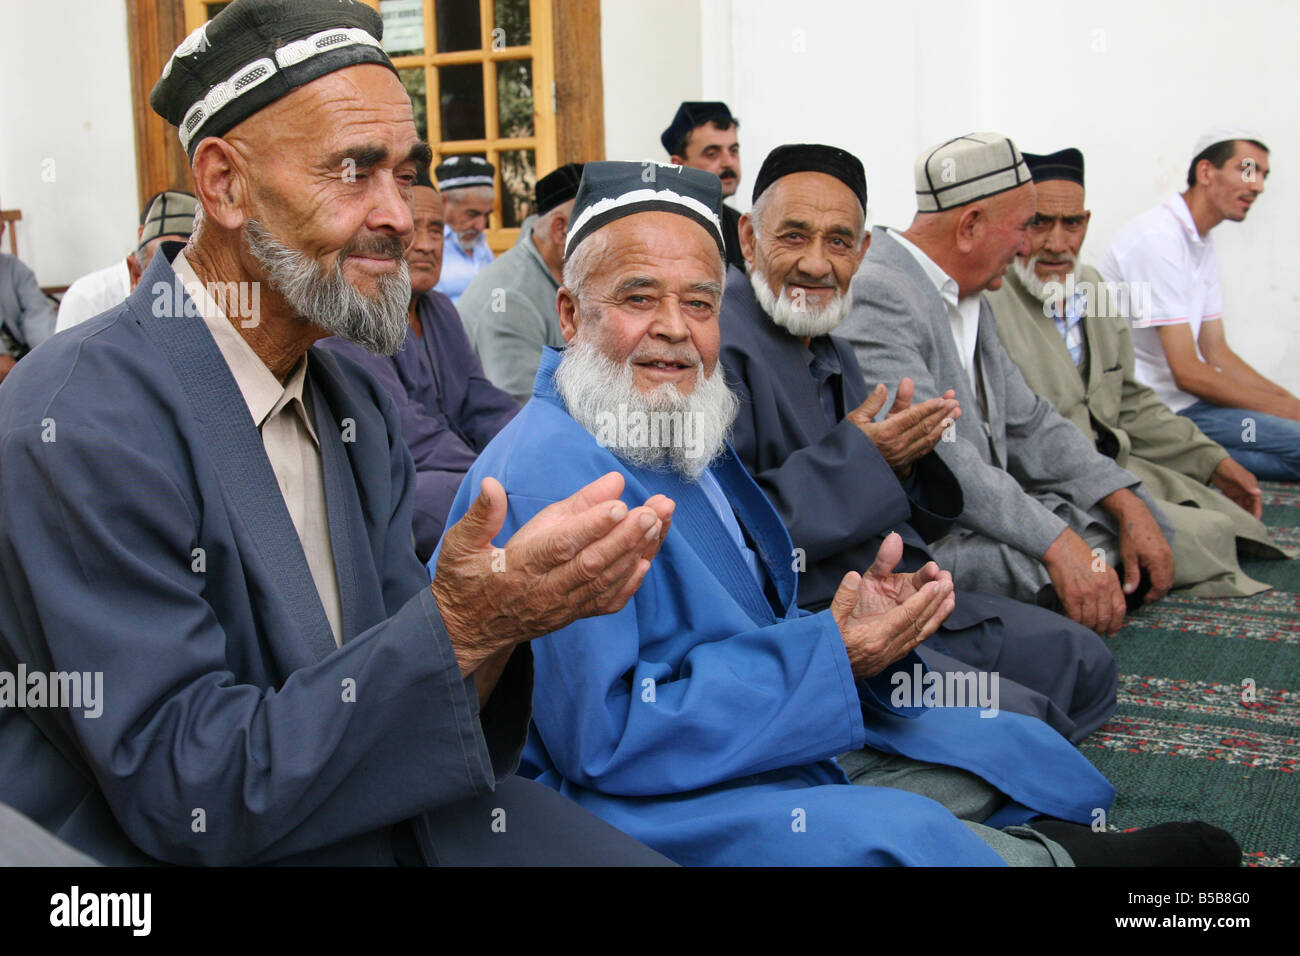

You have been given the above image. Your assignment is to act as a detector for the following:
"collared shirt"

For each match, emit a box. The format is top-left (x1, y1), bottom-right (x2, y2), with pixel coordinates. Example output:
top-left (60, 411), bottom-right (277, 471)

top-left (174, 252), bottom-right (344, 646)
top-left (698, 468), bottom-right (764, 590)
top-left (1099, 194), bottom-right (1223, 411)
top-left (807, 335), bottom-right (843, 430)
top-left (434, 227), bottom-right (494, 305)
top-left (889, 230), bottom-right (981, 389)
top-left (1049, 284), bottom-right (1088, 368)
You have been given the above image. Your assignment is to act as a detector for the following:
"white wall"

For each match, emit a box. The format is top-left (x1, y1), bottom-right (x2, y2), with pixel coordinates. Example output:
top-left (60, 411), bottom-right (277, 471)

top-left (601, 0), bottom-right (1300, 392)
top-left (0, 0), bottom-right (138, 287)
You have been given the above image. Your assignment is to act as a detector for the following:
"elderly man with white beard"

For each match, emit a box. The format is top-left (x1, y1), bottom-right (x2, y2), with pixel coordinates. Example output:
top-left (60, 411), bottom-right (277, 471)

top-left (719, 144), bottom-right (1118, 746)
top-left (987, 149), bottom-right (1285, 596)
top-left (437, 159), bottom-right (1243, 866)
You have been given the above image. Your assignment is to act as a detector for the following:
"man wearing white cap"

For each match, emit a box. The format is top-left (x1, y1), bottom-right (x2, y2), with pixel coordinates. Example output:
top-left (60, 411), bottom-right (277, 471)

top-left (1100, 129), bottom-right (1300, 482)
top-left (841, 133), bottom-right (1175, 637)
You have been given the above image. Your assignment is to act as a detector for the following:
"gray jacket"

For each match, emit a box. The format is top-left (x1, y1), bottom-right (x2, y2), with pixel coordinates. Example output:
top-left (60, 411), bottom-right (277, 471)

top-left (838, 228), bottom-right (1154, 562)
top-left (0, 253), bottom-right (56, 356)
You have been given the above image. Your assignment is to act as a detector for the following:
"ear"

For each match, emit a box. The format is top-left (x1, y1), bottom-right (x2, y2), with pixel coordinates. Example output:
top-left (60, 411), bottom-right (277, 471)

top-left (550, 210), bottom-right (569, 246)
top-left (191, 137), bottom-right (249, 232)
top-left (556, 286), bottom-right (580, 343)
top-left (669, 154), bottom-right (687, 166)
top-left (1080, 209), bottom-right (1092, 243)
top-left (738, 212), bottom-right (756, 265)
top-left (954, 205), bottom-right (981, 254)
top-left (857, 226), bottom-right (871, 265)
top-left (126, 252), bottom-right (143, 290)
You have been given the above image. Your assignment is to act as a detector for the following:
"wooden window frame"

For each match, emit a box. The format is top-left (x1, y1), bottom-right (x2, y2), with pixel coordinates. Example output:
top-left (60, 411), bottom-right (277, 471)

top-left (128, 0), bottom-right (603, 252)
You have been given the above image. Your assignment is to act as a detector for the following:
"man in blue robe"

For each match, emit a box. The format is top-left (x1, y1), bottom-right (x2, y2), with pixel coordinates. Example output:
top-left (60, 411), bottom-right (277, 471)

top-left (319, 169), bottom-right (518, 560)
top-left (441, 160), bottom-right (1240, 866)
top-left (720, 144), bottom-right (1116, 744)
top-left (0, 0), bottom-right (674, 867)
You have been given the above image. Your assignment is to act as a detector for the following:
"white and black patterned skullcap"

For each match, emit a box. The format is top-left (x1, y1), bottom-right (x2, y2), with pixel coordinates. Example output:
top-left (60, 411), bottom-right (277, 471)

top-left (914, 132), bottom-right (1031, 213)
top-left (150, 0), bottom-right (395, 158)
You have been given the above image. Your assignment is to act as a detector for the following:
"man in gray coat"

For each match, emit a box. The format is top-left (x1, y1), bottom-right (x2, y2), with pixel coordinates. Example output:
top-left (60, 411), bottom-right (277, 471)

top-left (840, 133), bottom-right (1174, 637)
top-left (0, 209), bottom-right (56, 383)
top-left (459, 164), bottom-right (583, 403)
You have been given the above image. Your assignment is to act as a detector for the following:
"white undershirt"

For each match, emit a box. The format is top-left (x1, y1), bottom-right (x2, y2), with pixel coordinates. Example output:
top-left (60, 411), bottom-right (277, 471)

top-left (889, 230), bottom-right (981, 390)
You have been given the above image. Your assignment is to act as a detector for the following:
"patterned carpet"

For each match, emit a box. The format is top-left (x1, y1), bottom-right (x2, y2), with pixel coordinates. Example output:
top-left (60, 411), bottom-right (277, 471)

top-left (1084, 481), bottom-right (1300, 866)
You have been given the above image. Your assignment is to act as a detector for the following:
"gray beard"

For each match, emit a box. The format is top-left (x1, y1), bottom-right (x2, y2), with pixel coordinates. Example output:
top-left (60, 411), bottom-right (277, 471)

top-left (242, 220), bottom-right (411, 355)
top-left (1012, 255), bottom-right (1076, 304)
top-left (748, 267), bottom-right (848, 337)
top-left (554, 338), bottom-right (739, 480)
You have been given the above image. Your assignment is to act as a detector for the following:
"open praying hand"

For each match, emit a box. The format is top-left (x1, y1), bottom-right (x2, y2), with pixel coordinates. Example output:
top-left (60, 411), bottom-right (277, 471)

top-left (831, 531), bottom-right (955, 678)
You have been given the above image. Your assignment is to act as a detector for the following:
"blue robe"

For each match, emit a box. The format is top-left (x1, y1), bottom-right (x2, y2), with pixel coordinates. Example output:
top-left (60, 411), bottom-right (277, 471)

top-left (0, 251), bottom-right (536, 866)
top-left (436, 348), bottom-right (1115, 866)
top-left (719, 265), bottom-right (1117, 743)
top-left (318, 289), bottom-right (518, 560)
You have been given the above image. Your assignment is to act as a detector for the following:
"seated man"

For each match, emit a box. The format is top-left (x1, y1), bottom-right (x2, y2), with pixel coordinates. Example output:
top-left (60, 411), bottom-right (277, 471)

top-left (319, 166), bottom-right (518, 561)
top-left (0, 200), bottom-right (56, 383)
top-left (989, 147), bottom-right (1286, 596)
top-left (441, 160), bottom-right (1239, 866)
top-left (1100, 129), bottom-right (1300, 482)
top-left (840, 133), bottom-right (1174, 637)
top-left (458, 163), bottom-right (584, 404)
top-left (433, 156), bottom-right (496, 304)
top-left (0, 0), bottom-right (673, 867)
top-left (662, 101), bottom-right (745, 270)
top-left (721, 143), bottom-right (1115, 744)
top-left (56, 191), bottom-right (198, 332)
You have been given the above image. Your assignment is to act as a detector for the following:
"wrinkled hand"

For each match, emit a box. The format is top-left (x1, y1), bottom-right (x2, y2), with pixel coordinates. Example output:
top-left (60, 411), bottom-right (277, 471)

top-left (1042, 527), bottom-right (1126, 637)
top-left (845, 377), bottom-right (960, 477)
top-left (1103, 488), bottom-right (1174, 606)
top-left (433, 472), bottom-right (675, 677)
top-left (830, 532), bottom-right (955, 678)
top-left (1210, 457), bottom-right (1262, 520)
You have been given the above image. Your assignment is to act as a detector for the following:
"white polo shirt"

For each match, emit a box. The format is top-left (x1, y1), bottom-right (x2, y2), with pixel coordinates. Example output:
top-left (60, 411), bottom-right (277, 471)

top-left (55, 259), bottom-right (132, 333)
top-left (1099, 195), bottom-right (1223, 411)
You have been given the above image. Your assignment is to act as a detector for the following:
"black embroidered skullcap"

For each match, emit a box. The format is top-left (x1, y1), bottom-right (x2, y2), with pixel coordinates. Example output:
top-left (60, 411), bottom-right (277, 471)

top-left (915, 132), bottom-right (1031, 212)
top-left (435, 156), bottom-right (495, 191)
top-left (150, 0), bottom-right (396, 159)
top-left (660, 101), bottom-right (735, 155)
top-left (536, 163), bottom-right (585, 215)
top-left (1023, 148), bottom-right (1085, 187)
top-left (138, 191), bottom-right (198, 250)
top-left (564, 161), bottom-right (724, 259)
top-left (751, 144), bottom-right (867, 211)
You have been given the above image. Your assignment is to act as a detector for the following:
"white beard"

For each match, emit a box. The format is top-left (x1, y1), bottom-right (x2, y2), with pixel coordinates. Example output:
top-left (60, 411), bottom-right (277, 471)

top-left (243, 220), bottom-right (411, 355)
top-left (1012, 255), bottom-right (1076, 305)
top-left (554, 338), bottom-right (739, 480)
top-left (748, 268), bottom-right (848, 338)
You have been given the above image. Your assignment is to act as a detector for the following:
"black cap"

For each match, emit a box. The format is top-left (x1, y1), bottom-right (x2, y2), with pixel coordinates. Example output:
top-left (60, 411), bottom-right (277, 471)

top-left (536, 163), bottom-right (585, 215)
top-left (565, 161), bottom-right (724, 259)
top-left (752, 144), bottom-right (867, 211)
top-left (436, 155), bottom-right (494, 191)
top-left (1022, 148), bottom-right (1085, 187)
top-left (151, 0), bottom-right (396, 158)
top-left (661, 101), bottom-right (734, 156)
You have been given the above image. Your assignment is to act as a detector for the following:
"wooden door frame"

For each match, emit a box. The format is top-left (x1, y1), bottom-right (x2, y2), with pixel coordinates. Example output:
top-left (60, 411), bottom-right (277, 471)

top-left (126, 0), bottom-right (603, 204)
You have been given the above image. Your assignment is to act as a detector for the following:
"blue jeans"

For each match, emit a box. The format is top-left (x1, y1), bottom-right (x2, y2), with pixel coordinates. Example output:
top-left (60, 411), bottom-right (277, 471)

top-left (1179, 400), bottom-right (1300, 481)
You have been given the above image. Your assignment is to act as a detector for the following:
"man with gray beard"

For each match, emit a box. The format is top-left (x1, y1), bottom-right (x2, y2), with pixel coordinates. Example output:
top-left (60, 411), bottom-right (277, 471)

top-left (440, 158), bottom-right (1244, 867)
top-left (720, 144), bottom-right (1117, 744)
top-left (0, 0), bottom-right (677, 867)
top-left (988, 148), bottom-right (1285, 596)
